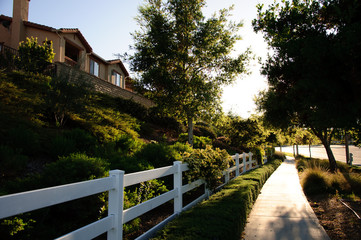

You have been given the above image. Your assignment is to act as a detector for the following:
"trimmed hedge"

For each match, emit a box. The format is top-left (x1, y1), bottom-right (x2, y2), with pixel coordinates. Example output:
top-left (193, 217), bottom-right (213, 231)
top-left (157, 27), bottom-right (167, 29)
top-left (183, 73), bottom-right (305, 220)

top-left (151, 159), bottom-right (283, 240)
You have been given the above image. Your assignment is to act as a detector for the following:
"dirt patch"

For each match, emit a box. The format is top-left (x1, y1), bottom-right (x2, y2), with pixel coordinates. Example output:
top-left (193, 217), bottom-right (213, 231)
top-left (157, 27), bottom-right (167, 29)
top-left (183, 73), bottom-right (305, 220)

top-left (308, 195), bottom-right (361, 240)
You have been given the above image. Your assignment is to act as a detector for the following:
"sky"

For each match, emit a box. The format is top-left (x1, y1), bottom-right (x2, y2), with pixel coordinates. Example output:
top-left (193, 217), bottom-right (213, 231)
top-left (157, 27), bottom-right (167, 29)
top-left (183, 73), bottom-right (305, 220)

top-left (0, 0), bottom-right (276, 118)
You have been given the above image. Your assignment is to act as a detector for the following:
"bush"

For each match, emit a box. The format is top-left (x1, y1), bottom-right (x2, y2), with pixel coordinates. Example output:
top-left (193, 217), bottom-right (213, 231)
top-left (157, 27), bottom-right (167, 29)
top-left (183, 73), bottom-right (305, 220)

top-left (178, 133), bottom-right (212, 149)
top-left (271, 151), bottom-right (286, 161)
top-left (40, 153), bottom-right (108, 185)
top-left (182, 146), bottom-right (232, 190)
top-left (147, 108), bottom-right (185, 134)
top-left (251, 146), bottom-right (265, 165)
top-left (348, 173), bottom-right (361, 196)
top-left (265, 146), bottom-right (275, 160)
top-left (170, 142), bottom-right (193, 156)
top-left (0, 153), bottom-right (109, 239)
top-left (63, 128), bottom-right (97, 154)
top-left (193, 124), bottom-right (217, 139)
top-left (329, 172), bottom-right (351, 194)
top-left (115, 97), bottom-right (148, 120)
top-left (16, 37), bottom-right (55, 73)
top-left (135, 143), bottom-right (180, 168)
top-left (48, 129), bottom-right (98, 159)
top-left (5, 126), bottom-right (40, 156)
top-left (0, 145), bottom-right (28, 178)
top-left (301, 168), bottom-right (330, 196)
top-left (48, 67), bottom-right (94, 127)
top-left (49, 134), bottom-right (76, 159)
top-left (114, 134), bottom-right (143, 156)
top-left (151, 159), bottom-right (283, 240)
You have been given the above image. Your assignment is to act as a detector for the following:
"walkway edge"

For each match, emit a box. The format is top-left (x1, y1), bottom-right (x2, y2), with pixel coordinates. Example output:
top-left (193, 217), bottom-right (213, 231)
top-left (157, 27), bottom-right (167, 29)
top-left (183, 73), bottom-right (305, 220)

top-left (243, 157), bottom-right (330, 240)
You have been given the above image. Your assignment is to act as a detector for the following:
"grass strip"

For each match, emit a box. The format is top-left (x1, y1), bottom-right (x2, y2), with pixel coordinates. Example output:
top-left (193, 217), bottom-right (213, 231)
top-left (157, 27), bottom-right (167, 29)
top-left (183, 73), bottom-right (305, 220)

top-left (151, 159), bottom-right (283, 240)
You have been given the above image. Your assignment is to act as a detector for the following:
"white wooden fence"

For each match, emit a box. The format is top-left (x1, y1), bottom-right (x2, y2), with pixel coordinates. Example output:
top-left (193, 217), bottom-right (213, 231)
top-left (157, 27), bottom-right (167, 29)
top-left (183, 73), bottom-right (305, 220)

top-left (0, 152), bottom-right (259, 240)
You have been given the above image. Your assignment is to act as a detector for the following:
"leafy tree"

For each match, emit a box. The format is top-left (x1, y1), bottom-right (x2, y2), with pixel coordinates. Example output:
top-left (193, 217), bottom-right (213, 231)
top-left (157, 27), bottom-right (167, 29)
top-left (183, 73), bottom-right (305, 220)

top-left (222, 114), bottom-right (268, 151)
top-left (128, 0), bottom-right (250, 146)
top-left (16, 37), bottom-right (55, 73)
top-left (253, 0), bottom-right (361, 171)
top-left (48, 67), bottom-right (94, 127)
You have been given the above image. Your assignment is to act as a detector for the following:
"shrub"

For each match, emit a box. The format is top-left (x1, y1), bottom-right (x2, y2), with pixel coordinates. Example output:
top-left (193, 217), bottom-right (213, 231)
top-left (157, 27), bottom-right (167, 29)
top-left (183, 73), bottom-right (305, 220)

top-left (114, 134), bottom-right (143, 156)
top-left (182, 146), bottom-right (232, 190)
top-left (147, 108), bottom-right (185, 134)
top-left (5, 126), bottom-right (40, 156)
top-left (301, 168), bottom-right (330, 196)
top-left (271, 151), bottom-right (286, 161)
top-left (135, 143), bottom-right (180, 168)
top-left (0, 153), bottom-right (109, 239)
top-left (265, 146), bottom-right (275, 160)
top-left (115, 97), bottom-right (148, 120)
top-left (193, 123), bottom-right (217, 139)
top-left (48, 67), bottom-right (94, 127)
top-left (251, 146), bottom-right (265, 165)
top-left (152, 159), bottom-right (283, 240)
top-left (296, 157), bottom-right (307, 172)
top-left (16, 37), bottom-right (55, 73)
top-left (178, 133), bottom-right (212, 149)
top-left (0, 145), bottom-right (28, 178)
top-left (63, 128), bottom-right (97, 154)
top-left (49, 134), bottom-right (76, 159)
top-left (171, 142), bottom-right (193, 156)
top-left (347, 173), bottom-right (361, 196)
top-left (108, 155), bottom-right (152, 174)
top-left (329, 172), bottom-right (351, 194)
top-left (84, 107), bottom-right (140, 143)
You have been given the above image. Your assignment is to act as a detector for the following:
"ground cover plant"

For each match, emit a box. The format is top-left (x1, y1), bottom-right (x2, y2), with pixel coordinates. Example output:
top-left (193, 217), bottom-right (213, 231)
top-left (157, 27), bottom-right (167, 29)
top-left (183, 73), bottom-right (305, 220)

top-left (151, 158), bottom-right (283, 240)
top-left (0, 69), bottom-right (189, 239)
top-left (0, 41), bottom-right (278, 238)
top-left (296, 155), bottom-right (361, 239)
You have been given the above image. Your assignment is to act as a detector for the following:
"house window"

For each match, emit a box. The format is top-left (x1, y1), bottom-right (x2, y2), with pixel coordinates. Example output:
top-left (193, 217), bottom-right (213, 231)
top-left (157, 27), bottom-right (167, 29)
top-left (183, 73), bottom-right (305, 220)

top-left (65, 41), bottom-right (79, 63)
top-left (112, 71), bottom-right (123, 88)
top-left (90, 59), bottom-right (99, 77)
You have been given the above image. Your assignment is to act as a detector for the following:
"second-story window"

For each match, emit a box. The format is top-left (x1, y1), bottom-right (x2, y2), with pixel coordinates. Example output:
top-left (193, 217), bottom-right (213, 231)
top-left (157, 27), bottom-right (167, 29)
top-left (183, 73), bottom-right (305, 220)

top-left (112, 71), bottom-right (123, 87)
top-left (89, 59), bottom-right (99, 77)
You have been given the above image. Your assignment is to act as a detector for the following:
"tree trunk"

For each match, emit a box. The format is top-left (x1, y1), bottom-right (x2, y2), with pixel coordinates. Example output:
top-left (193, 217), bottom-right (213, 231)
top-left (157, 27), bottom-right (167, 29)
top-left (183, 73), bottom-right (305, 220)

top-left (323, 142), bottom-right (337, 172)
top-left (309, 127), bottom-right (337, 172)
top-left (187, 116), bottom-right (194, 147)
top-left (296, 144), bottom-right (299, 156)
top-left (309, 144), bottom-right (312, 158)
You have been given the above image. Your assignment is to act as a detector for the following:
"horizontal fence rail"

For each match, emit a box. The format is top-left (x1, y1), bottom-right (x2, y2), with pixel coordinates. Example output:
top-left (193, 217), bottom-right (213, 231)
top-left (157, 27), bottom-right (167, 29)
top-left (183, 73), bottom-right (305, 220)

top-left (0, 152), bottom-right (260, 240)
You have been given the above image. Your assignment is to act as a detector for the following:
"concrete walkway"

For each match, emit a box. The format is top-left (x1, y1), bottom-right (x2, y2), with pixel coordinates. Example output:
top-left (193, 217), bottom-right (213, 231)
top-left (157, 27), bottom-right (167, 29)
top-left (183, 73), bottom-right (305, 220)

top-left (243, 157), bottom-right (330, 240)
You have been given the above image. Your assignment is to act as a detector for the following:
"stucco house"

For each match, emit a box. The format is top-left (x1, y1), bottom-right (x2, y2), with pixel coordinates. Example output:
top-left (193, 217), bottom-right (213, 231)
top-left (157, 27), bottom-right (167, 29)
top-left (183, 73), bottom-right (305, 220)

top-left (0, 0), bottom-right (132, 92)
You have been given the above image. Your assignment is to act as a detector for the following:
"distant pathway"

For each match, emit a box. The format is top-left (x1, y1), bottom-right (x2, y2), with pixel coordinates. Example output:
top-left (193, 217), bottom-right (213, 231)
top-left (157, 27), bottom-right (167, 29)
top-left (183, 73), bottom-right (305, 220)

top-left (276, 145), bottom-right (361, 166)
top-left (243, 157), bottom-right (329, 240)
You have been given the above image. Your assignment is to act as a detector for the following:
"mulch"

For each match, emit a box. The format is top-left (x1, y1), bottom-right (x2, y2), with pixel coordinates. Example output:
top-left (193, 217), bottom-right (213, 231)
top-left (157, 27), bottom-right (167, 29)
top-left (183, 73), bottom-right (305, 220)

top-left (308, 195), bottom-right (361, 240)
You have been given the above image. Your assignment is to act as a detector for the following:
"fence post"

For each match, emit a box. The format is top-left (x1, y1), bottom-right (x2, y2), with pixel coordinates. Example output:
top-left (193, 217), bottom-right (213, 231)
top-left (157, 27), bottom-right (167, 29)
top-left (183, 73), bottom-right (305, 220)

top-left (249, 152), bottom-right (253, 169)
top-left (225, 170), bottom-right (230, 184)
top-left (173, 161), bottom-right (183, 214)
top-left (235, 153), bottom-right (240, 177)
top-left (108, 170), bottom-right (125, 240)
top-left (242, 153), bottom-right (246, 173)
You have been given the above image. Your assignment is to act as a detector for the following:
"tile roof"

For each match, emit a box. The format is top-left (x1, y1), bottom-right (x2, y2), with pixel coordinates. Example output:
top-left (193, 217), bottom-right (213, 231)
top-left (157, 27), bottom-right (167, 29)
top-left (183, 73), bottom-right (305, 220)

top-left (1, 15), bottom-right (92, 53)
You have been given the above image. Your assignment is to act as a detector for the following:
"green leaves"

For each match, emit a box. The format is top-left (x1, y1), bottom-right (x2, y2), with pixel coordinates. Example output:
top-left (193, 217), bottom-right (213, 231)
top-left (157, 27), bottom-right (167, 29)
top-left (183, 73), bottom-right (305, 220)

top-left (253, 0), bottom-right (361, 172)
top-left (16, 37), bottom-right (55, 74)
top-left (182, 145), bottom-right (232, 190)
top-left (128, 0), bottom-right (249, 126)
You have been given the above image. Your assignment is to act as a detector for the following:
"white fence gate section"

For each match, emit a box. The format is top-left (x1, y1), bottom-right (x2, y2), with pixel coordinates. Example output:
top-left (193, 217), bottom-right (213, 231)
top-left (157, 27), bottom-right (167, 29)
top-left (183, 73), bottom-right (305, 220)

top-left (0, 152), bottom-right (259, 239)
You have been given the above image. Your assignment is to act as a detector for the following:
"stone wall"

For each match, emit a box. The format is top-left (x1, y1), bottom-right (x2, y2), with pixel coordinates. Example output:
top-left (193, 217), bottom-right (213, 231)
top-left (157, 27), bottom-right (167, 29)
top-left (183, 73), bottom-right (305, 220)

top-left (55, 62), bottom-right (155, 108)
